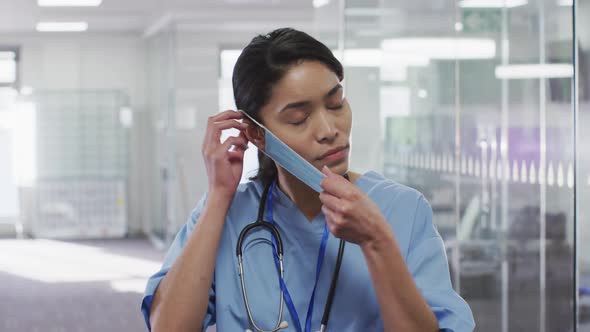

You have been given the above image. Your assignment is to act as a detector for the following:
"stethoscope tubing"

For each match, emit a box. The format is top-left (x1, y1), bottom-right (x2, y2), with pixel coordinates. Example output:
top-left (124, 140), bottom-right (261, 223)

top-left (236, 173), bottom-right (350, 332)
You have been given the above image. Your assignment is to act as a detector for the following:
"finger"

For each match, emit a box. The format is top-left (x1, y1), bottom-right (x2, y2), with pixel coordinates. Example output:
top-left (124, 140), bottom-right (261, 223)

top-left (205, 110), bottom-right (243, 137)
top-left (322, 205), bottom-right (334, 222)
top-left (322, 204), bottom-right (344, 222)
top-left (206, 120), bottom-right (249, 146)
top-left (228, 148), bottom-right (246, 161)
top-left (213, 119), bottom-right (249, 134)
top-left (231, 132), bottom-right (250, 152)
top-left (319, 192), bottom-right (344, 212)
top-left (322, 206), bottom-right (342, 236)
top-left (220, 135), bottom-right (248, 152)
top-left (210, 110), bottom-right (244, 122)
top-left (320, 171), bottom-right (355, 198)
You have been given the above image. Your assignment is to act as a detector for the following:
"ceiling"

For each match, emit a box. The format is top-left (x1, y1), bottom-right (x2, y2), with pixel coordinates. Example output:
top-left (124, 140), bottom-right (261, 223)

top-left (0, 0), bottom-right (585, 48)
top-left (0, 0), bottom-right (314, 33)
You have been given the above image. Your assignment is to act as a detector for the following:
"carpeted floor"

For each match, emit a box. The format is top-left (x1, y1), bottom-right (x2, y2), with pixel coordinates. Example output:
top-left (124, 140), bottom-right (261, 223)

top-left (0, 238), bottom-right (166, 332)
top-left (1, 238), bottom-right (586, 332)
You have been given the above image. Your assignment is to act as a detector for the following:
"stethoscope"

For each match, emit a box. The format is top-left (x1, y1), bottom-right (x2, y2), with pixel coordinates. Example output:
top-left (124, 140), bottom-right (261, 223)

top-left (236, 174), bottom-right (349, 332)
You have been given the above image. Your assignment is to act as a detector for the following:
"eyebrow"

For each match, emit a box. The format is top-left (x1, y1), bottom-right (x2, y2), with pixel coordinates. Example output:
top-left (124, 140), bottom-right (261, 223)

top-left (279, 83), bottom-right (343, 113)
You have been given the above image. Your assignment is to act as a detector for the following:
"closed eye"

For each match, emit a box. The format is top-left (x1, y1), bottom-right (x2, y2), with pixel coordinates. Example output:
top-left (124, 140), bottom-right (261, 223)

top-left (291, 117), bottom-right (308, 126)
top-left (327, 95), bottom-right (345, 110)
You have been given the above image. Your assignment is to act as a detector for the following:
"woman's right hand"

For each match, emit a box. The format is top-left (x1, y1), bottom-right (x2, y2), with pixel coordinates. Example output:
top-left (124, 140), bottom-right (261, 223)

top-left (202, 110), bottom-right (250, 199)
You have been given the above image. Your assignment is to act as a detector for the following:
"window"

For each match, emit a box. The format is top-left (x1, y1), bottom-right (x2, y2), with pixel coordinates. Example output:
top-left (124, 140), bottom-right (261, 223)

top-left (0, 47), bottom-right (19, 89)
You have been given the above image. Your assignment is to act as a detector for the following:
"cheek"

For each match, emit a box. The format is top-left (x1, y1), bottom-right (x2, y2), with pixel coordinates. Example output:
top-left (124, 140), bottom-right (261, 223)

top-left (289, 138), bottom-right (314, 158)
top-left (278, 131), bottom-right (318, 163)
top-left (265, 119), bottom-right (311, 152)
top-left (338, 105), bottom-right (353, 134)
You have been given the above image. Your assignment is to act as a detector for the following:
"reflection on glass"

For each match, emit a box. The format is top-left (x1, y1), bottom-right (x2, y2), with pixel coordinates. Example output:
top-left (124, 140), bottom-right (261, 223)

top-left (342, 0), bottom-right (578, 330)
top-left (576, 1), bottom-right (590, 331)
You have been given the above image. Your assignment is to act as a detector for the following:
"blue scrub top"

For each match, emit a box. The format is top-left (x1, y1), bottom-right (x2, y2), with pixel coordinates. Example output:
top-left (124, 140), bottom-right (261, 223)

top-left (141, 170), bottom-right (475, 331)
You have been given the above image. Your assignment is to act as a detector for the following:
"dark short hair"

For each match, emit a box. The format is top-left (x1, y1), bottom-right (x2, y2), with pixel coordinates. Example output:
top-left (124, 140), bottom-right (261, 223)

top-left (232, 27), bottom-right (344, 187)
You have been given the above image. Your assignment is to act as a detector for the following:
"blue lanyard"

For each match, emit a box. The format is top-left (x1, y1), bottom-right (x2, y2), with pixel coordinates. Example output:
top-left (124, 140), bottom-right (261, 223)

top-left (266, 180), bottom-right (330, 332)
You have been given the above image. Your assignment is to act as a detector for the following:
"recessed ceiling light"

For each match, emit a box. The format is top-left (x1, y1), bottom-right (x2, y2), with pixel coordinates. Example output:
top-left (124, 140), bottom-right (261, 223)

top-left (381, 38), bottom-right (496, 60)
top-left (37, 0), bottom-right (102, 6)
top-left (334, 49), bottom-right (430, 67)
top-left (495, 64), bottom-right (573, 79)
top-left (313, 0), bottom-right (330, 8)
top-left (459, 0), bottom-right (527, 8)
top-left (36, 22), bottom-right (88, 32)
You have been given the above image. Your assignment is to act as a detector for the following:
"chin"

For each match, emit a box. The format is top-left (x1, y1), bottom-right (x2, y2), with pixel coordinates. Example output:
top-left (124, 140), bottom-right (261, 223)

top-left (323, 162), bottom-right (349, 176)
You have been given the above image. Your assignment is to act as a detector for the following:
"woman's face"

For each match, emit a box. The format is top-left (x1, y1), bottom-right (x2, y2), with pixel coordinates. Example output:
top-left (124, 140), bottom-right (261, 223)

top-left (256, 60), bottom-right (352, 175)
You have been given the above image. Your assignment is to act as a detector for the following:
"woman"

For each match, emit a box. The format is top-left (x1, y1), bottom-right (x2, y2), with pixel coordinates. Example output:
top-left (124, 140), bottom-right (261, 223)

top-left (141, 28), bottom-right (475, 332)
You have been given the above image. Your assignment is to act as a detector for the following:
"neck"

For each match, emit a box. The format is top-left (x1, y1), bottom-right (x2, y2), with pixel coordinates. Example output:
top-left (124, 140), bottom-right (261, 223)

top-left (274, 167), bottom-right (360, 222)
top-left (276, 168), bottom-right (322, 222)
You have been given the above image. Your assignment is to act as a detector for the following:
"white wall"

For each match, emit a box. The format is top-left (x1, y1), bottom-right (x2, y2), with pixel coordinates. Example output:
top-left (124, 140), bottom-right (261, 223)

top-left (0, 128), bottom-right (18, 218)
top-left (0, 32), bottom-right (146, 102)
top-left (0, 32), bottom-right (149, 235)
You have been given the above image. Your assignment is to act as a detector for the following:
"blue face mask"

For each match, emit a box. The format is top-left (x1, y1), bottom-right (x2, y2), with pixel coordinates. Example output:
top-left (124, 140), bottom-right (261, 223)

top-left (239, 110), bottom-right (326, 193)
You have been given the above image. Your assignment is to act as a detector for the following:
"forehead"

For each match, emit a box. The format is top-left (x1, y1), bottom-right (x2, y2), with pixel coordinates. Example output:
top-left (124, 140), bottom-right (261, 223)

top-left (269, 61), bottom-right (341, 103)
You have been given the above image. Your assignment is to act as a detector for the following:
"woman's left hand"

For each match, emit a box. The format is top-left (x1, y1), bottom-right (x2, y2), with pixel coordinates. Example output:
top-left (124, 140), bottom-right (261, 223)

top-left (319, 166), bottom-right (390, 247)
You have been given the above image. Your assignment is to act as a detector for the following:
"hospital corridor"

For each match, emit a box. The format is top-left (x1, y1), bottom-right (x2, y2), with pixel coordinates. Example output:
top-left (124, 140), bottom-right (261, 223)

top-left (0, 0), bottom-right (589, 331)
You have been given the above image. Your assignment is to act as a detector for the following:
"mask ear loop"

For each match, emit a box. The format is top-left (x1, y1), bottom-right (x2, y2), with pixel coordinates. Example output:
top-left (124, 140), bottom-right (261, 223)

top-left (238, 110), bottom-right (264, 150)
top-left (238, 109), bottom-right (326, 193)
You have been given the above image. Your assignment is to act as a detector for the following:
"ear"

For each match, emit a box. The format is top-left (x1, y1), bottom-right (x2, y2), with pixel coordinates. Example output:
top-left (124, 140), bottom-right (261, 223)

top-left (243, 119), bottom-right (266, 150)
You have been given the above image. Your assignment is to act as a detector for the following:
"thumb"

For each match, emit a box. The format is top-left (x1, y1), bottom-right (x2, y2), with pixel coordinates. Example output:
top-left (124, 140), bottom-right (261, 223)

top-left (322, 165), bottom-right (333, 175)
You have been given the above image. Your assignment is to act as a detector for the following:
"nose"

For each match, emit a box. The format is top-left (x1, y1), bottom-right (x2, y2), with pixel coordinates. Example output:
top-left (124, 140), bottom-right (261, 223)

top-left (314, 110), bottom-right (338, 143)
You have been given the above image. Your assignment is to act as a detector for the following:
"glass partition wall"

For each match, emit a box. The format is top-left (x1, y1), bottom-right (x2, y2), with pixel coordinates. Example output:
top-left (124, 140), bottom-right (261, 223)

top-left (575, 1), bottom-right (590, 331)
top-left (145, 1), bottom-right (587, 330)
top-left (341, 0), bottom-right (584, 331)
top-left (146, 26), bottom-right (177, 245)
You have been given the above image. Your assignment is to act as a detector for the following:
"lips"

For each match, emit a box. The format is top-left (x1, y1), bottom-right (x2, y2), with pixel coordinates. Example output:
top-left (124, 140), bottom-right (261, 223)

top-left (318, 144), bottom-right (349, 160)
